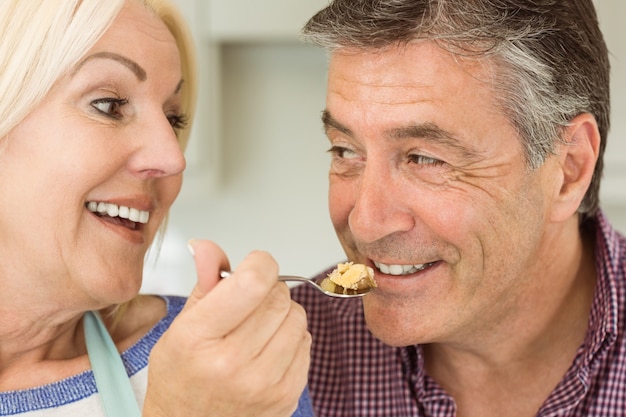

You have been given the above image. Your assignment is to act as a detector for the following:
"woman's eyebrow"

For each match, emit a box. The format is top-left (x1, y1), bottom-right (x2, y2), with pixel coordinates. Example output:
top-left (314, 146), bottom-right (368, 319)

top-left (72, 51), bottom-right (147, 81)
top-left (174, 79), bottom-right (184, 94)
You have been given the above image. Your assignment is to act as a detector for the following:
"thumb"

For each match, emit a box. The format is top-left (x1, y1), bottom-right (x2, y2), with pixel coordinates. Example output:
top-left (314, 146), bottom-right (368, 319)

top-left (184, 239), bottom-right (230, 309)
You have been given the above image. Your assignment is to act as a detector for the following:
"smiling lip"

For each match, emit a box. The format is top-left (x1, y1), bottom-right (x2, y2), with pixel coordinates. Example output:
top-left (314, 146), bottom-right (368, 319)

top-left (86, 201), bottom-right (149, 223)
top-left (373, 261), bottom-right (437, 276)
top-left (85, 201), bottom-right (150, 240)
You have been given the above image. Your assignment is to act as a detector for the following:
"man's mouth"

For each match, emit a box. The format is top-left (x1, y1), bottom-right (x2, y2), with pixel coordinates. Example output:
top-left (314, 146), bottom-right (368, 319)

top-left (86, 201), bottom-right (150, 230)
top-left (373, 261), bottom-right (436, 276)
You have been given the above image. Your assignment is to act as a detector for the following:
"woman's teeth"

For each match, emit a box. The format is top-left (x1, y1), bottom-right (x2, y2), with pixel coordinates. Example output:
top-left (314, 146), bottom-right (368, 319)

top-left (86, 201), bottom-right (150, 224)
top-left (374, 261), bottom-right (433, 276)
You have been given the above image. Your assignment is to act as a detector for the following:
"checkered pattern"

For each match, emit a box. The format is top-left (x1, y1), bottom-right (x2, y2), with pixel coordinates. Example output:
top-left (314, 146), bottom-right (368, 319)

top-left (291, 211), bottom-right (626, 416)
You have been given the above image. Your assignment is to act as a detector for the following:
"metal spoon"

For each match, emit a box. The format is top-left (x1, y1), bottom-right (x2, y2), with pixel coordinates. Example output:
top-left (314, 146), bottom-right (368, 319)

top-left (219, 270), bottom-right (374, 298)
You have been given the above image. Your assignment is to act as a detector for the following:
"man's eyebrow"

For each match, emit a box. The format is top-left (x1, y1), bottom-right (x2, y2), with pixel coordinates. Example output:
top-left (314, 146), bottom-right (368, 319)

top-left (322, 110), bottom-right (479, 160)
top-left (322, 110), bottom-right (352, 136)
top-left (73, 52), bottom-right (147, 81)
top-left (388, 123), bottom-right (480, 159)
top-left (388, 123), bottom-right (457, 142)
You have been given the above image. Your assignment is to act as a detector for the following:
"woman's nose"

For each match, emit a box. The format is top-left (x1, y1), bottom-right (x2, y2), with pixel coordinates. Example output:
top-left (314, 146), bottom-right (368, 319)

top-left (126, 115), bottom-right (187, 179)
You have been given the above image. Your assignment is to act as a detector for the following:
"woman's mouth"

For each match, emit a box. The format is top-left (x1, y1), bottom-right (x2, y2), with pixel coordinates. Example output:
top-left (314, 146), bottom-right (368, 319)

top-left (373, 261), bottom-right (437, 276)
top-left (86, 201), bottom-right (149, 230)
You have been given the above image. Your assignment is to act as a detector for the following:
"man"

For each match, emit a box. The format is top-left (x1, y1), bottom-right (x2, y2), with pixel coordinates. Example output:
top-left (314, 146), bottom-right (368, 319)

top-left (291, 1), bottom-right (625, 416)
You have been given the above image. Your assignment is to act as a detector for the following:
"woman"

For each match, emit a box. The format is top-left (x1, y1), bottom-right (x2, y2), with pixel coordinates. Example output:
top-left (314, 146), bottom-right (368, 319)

top-left (0, 1), bottom-right (312, 416)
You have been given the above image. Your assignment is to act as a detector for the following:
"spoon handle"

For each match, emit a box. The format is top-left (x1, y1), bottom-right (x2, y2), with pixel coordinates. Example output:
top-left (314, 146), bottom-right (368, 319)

top-left (219, 270), bottom-right (371, 298)
top-left (220, 271), bottom-right (314, 285)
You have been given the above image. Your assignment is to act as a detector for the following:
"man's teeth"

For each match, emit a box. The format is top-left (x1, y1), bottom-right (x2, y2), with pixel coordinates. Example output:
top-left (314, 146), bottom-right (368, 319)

top-left (374, 261), bottom-right (432, 276)
top-left (86, 202), bottom-right (150, 224)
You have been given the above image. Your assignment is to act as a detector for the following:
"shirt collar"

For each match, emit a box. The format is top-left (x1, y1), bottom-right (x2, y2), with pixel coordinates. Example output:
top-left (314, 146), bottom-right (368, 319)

top-left (579, 210), bottom-right (620, 366)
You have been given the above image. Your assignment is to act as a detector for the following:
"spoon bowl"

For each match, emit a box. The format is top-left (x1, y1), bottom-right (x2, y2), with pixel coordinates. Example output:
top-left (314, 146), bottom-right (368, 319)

top-left (219, 271), bottom-right (374, 298)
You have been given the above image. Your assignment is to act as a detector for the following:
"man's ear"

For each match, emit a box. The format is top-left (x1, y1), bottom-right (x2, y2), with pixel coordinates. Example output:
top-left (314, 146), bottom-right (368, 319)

top-left (550, 113), bottom-right (600, 222)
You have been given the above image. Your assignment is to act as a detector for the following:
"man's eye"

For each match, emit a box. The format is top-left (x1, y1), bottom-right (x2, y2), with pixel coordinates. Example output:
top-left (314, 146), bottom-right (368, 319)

top-left (408, 154), bottom-right (443, 166)
top-left (328, 145), bottom-right (359, 159)
top-left (91, 98), bottom-right (128, 119)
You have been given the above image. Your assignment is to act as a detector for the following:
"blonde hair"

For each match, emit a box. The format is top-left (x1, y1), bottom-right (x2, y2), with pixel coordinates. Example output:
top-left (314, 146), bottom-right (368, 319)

top-left (0, 0), bottom-right (197, 149)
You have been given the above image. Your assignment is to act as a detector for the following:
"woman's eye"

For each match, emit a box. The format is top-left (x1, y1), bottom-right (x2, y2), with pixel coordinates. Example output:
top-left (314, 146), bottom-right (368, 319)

top-left (91, 98), bottom-right (128, 119)
top-left (408, 154), bottom-right (443, 166)
top-left (167, 113), bottom-right (189, 130)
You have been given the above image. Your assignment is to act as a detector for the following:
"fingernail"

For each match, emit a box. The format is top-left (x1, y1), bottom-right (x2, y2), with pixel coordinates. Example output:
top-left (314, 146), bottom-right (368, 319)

top-left (187, 239), bottom-right (196, 256)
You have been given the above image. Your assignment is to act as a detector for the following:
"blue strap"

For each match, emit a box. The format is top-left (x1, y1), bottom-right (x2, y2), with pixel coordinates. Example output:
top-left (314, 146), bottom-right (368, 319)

top-left (84, 311), bottom-right (141, 417)
top-left (293, 387), bottom-right (315, 417)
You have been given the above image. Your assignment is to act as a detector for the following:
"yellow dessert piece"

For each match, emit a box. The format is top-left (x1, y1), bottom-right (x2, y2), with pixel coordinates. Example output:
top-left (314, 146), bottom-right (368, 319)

top-left (320, 262), bottom-right (377, 295)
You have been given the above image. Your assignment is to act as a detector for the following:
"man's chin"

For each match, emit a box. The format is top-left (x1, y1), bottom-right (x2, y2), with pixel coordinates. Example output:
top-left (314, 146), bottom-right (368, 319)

top-left (363, 302), bottom-right (428, 348)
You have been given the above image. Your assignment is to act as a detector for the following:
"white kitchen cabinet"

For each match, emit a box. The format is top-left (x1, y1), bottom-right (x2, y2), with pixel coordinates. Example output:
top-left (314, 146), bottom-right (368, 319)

top-left (203, 0), bottom-right (329, 40)
top-left (173, 0), bottom-right (328, 40)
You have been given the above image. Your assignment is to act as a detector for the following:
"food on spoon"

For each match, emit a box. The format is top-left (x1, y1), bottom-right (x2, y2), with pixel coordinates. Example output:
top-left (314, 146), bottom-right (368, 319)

top-left (319, 262), bottom-right (377, 295)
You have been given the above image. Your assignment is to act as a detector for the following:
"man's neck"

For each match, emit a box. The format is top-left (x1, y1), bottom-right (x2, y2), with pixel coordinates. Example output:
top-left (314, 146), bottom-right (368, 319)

top-left (423, 218), bottom-right (597, 417)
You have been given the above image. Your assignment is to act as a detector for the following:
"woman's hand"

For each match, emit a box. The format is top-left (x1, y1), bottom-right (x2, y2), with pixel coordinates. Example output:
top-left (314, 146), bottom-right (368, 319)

top-left (143, 240), bottom-right (311, 417)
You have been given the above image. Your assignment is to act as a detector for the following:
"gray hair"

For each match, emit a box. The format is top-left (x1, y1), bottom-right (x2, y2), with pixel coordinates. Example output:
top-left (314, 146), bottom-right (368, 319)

top-left (302, 0), bottom-right (610, 220)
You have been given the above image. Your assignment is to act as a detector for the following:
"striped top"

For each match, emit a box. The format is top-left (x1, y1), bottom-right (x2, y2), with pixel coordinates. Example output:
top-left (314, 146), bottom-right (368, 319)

top-left (0, 296), bottom-right (314, 417)
top-left (0, 296), bottom-right (185, 416)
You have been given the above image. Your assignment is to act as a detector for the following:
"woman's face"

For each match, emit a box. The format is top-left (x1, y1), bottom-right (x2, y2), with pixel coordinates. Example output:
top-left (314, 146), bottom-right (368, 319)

top-left (0, 1), bottom-right (186, 309)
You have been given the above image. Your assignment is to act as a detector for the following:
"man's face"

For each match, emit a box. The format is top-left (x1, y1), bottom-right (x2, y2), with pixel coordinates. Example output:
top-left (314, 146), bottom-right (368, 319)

top-left (324, 42), bottom-right (562, 347)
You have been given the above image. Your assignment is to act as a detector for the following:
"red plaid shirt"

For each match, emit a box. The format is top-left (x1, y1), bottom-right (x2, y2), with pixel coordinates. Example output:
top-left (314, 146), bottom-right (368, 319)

top-left (292, 211), bottom-right (626, 416)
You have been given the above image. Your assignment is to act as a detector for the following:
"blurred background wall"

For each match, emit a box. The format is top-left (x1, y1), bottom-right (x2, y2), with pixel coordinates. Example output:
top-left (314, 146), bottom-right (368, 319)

top-left (141, 0), bottom-right (626, 295)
